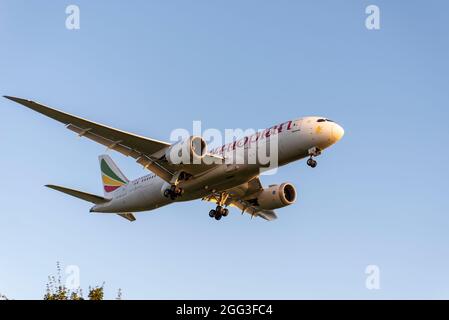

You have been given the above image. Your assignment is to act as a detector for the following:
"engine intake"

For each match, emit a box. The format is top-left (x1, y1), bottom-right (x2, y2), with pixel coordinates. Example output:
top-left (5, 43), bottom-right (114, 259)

top-left (165, 136), bottom-right (207, 164)
top-left (256, 183), bottom-right (297, 210)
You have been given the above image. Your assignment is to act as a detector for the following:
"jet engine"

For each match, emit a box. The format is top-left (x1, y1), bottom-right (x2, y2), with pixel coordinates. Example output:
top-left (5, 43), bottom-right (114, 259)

top-left (256, 183), bottom-right (297, 210)
top-left (164, 136), bottom-right (207, 164)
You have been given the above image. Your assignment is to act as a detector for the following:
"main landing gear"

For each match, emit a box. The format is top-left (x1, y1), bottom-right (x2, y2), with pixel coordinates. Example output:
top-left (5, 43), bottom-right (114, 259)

top-left (163, 171), bottom-right (188, 200)
top-left (209, 206), bottom-right (229, 220)
top-left (307, 147), bottom-right (321, 168)
top-left (163, 185), bottom-right (183, 200)
top-left (209, 192), bottom-right (230, 221)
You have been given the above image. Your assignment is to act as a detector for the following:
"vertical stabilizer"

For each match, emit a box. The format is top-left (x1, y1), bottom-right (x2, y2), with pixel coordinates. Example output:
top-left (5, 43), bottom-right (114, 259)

top-left (99, 155), bottom-right (129, 197)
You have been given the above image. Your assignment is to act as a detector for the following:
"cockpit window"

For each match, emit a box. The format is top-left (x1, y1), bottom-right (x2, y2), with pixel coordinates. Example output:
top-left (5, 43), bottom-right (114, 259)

top-left (317, 118), bottom-right (334, 123)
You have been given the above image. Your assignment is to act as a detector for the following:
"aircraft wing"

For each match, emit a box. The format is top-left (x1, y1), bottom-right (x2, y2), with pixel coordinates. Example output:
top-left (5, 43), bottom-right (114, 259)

top-left (4, 96), bottom-right (222, 182)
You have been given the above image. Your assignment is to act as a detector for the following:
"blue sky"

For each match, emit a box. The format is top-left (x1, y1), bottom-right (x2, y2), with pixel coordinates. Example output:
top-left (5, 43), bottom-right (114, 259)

top-left (0, 0), bottom-right (448, 299)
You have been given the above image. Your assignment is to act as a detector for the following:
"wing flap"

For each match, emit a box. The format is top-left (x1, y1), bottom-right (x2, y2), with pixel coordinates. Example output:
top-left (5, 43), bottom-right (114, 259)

top-left (117, 213), bottom-right (136, 222)
top-left (68, 124), bottom-right (173, 181)
top-left (230, 199), bottom-right (278, 221)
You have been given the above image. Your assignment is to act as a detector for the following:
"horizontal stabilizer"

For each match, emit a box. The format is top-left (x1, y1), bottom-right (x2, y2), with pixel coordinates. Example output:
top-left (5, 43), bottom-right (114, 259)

top-left (45, 185), bottom-right (109, 204)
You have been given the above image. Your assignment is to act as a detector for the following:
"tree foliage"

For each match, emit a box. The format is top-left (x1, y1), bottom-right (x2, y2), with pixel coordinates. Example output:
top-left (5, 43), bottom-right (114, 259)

top-left (43, 262), bottom-right (121, 300)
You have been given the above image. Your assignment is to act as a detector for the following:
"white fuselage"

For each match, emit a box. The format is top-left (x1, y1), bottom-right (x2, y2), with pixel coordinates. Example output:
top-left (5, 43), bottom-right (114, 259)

top-left (91, 116), bottom-right (344, 213)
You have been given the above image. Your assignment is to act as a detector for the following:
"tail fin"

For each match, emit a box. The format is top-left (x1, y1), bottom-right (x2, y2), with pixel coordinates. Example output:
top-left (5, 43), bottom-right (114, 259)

top-left (99, 155), bottom-right (129, 196)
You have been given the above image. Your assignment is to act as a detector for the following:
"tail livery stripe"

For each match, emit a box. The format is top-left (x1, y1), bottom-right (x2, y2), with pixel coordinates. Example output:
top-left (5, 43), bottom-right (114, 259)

top-left (101, 174), bottom-right (125, 187)
top-left (104, 184), bottom-right (122, 193)
top-left (100, 157), bottom-right (127, 193)
top-left (101, 159), bottom-right (127, 184)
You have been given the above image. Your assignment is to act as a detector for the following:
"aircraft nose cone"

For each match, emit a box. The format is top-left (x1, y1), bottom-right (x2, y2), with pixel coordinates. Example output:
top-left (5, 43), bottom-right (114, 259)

top-left (331, 123), bottom-right (345, 142)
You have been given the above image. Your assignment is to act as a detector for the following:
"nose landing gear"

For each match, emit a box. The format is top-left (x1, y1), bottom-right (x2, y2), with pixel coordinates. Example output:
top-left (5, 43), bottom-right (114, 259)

top-left (307, 157), bottom-right (317, 168)
top-left (307, 147), bottom-right (321, 168)
top-left (208, 193), bottom-right (230, 221)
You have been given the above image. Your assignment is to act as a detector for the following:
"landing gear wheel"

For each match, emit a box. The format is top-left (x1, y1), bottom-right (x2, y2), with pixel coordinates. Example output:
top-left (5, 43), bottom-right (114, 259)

top-left (165, 185), bottom-right (183, 200)
top-left (307, 158), bottom-right (317, 168)
top-left (208, 192), bottom-right (231, 220)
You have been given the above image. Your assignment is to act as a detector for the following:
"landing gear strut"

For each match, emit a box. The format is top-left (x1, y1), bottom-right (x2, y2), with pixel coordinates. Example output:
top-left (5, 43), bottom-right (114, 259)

top-left (307, 147), bottom-right (321, 168)
top-left (163, 185), bottom-right (183, 200)
top-left (209, 193), bottom-right (230, 221)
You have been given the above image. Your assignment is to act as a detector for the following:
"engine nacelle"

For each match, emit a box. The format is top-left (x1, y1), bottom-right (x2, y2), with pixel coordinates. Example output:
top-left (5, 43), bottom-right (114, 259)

top-left (165, 136), bottom-right (207, 165)
top-left (256, 183), bottom-right (297, 210)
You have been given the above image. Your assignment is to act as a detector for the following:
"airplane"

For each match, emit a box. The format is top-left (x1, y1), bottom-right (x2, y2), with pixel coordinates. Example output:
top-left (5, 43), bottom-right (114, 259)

top-left (3, 96), bottom-right (344, 222)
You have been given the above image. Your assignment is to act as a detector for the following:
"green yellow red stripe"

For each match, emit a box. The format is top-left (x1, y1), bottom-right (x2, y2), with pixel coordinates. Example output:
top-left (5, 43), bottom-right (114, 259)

top-left (101, 158), bottom-right (126, 192)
